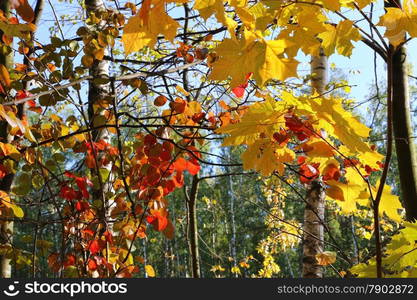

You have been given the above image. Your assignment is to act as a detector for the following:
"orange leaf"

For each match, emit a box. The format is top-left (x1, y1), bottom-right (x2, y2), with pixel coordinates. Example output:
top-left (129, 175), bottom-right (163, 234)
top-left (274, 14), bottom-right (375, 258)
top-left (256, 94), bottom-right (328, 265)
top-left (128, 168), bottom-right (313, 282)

top-left (11, 0), bottom-right (35, 23)
top-left (0, 64), bottom-right (11, 88)
top-left (163, 218), bottom-right (175, 240)
top-left (88, 239), bottom-right (101, 255)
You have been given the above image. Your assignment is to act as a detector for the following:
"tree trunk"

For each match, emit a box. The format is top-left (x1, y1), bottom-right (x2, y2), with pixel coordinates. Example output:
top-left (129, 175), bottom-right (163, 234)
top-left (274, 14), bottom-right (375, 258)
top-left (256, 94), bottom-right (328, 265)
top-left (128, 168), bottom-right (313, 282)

top-left (391, 46), bottom-right (417, 221)
top-left (85, 0), bottom-right (112, 226)
top-left (381, 0), bottom-right (417, 221)
top-left (302, 49), bottom-right (327, 278)
top-left (0, 0), bottom-right (14, 278)
top-left (185, 175), bottom-right (201, 278)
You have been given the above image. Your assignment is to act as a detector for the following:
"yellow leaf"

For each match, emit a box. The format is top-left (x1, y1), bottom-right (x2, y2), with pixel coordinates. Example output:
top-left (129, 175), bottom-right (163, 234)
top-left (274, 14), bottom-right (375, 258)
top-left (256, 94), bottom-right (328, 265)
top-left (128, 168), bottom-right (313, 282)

top-left (175, 85), bottom-right (190, 97)
top-left (122, 0), bottom-right (187, 54)
top-left (145, 264), bottom-right (156, 277)
top-left (0, 190), bottom-right (11, 208)
top-left (242, 139), bottom-right (295, 176)
top-left (316, 251), bottom-right (337, 266)
top-left (0, 142), bottom-right (21, 160)
top-left (378, 184), bottom-right (403, 222)
top-left (318, 20), bottom-right (361, 57)
top-left (326, 180), bottom-right (364, 214)
top-left (10, 204), bottom-right (24, 218)
top-left (231, 265), bottom-right (241, 275)
top-left (0, 64), bottom-right (11, 87)
top-left (193, 0), bottom-right (238, 36)
top-left (377, 0), bottom-right (417, 47)
top-left (217, 95), bottom-right (285, 145)
top-left (302, 140), bottom-right (334, 158)
top-left (308, 97), bottom-right (371, 155)
top-left (209, 29), bottom-right (298, 87)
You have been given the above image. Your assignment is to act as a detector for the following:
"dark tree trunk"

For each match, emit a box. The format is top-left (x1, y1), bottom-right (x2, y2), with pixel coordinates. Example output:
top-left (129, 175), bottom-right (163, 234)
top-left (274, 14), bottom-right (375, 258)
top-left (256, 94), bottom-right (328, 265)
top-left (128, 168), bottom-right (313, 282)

top-left (185, 175), bottom-right (201, 278)
top-left (384, 0), bottom-right (417, 221)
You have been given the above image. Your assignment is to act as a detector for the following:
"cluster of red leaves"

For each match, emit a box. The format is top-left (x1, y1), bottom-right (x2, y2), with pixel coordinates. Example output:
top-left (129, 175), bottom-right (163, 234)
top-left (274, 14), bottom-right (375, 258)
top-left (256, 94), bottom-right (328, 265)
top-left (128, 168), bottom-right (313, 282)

top-left (284, 114), bottom-right (315, 142)
top-left (133, 132), bottom-right (201, 198)
top-left (59, 171), bottom-right (93, 212)
top-left (75, 139), bottom-right (118, 169)
top-left (49, 229), bottom-right (115, 274)
top-left (146, 209), bottom-right (168, 232)
top-left (16, 90), bottom-right (42, 113)
top-left (272, 111), bottom-right (383, 184)
top-left (129, 130), bottom-right (201, 238)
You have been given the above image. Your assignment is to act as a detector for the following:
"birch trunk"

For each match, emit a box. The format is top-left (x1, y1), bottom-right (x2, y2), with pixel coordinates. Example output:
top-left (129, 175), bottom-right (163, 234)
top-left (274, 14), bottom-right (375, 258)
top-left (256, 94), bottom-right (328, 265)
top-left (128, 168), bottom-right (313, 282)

top-left (302, 49), bottom-right (327, 278)
top-left (85, 0), bottom-right (113, 227)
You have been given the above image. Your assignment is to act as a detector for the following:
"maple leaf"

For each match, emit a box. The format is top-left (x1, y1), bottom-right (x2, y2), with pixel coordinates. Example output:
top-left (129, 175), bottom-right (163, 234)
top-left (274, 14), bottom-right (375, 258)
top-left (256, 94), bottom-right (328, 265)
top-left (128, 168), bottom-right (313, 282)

top-left (122, 0), bottom-right (187, 54)
top-left (316, 251), bottom-right (337, 266)
top-left (318, 20), bottom-right (361, 57)
top-left (209, 30), bottom-right (298, 87)
top-left (242, 139), bottom-right (295, 176)
top-left (307, 96), bottom-right (372, 155)
top-left (193, 0), bottom-right (238, 36)
top-left (326, 180), bottom-right (364, 214)
top-left (377, 0), bottom-right (417, 47)
top-left (217, 95), bottom-right (288, 145)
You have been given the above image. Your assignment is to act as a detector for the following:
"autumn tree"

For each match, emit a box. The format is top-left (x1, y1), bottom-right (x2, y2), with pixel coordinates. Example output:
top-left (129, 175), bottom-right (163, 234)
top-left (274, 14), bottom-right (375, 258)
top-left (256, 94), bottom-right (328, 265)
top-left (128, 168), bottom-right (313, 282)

top-left (1, 0), bottom-right (417, 279)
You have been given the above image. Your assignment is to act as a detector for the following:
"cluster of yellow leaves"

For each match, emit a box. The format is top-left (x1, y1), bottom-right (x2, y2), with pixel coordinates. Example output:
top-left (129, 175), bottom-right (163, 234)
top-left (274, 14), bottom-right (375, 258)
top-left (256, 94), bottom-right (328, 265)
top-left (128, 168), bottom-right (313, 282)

top-left (350, 222), bottom-right (417, 277)
top-left (0, 190), bottom-right (24, 218)
top-left (194, 0), bottom-right (239, 37)
top-left (217, 91), bottom-right (403, 222)
top-left (253, 179), bottom-right (299, 278)
top-left (122, 0), bottom-right (188, 54)
top-left (217, 94), bottom-right (295, 176)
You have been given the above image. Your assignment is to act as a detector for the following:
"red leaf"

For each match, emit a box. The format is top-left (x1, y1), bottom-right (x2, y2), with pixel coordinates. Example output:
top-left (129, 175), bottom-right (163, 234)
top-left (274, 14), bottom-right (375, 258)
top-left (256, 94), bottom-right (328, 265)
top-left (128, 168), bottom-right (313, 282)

top-left (75, 200), bottom-right (90, 212)
top-left (231, 86), bottom-right (246, 98)
top-left (231, 72), bottom-right (252, 98)
top-left (323, 164), bottom-right (341, 182)
top-left (59, 185), bottom-right (79, 201)
top-left (88, 239), bottom-right (101, 255)
top-left (75, 177), bottom-right (90, 199)
top-left (186, 160), bottom-right (200, 175)
top-left (173, 157), bottom-right (187, 172)
top-left (0, 164), bottom-right (7, 180)
top-left (87, 258), bottom-right (98, 271)
top-left (146, 212), bottom-right (168, 231)
top-left (103, 230), bottom-right (114, 245)
top-left (63, 254), bottom-right (76, 267)
top-left (144, 134), bottom-right (157, 145)
top-left (299, 164), bottom-right (319, 184)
